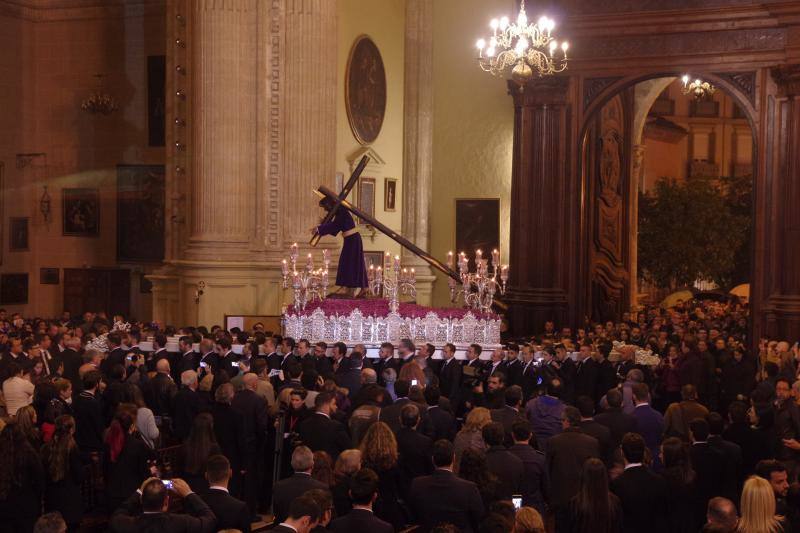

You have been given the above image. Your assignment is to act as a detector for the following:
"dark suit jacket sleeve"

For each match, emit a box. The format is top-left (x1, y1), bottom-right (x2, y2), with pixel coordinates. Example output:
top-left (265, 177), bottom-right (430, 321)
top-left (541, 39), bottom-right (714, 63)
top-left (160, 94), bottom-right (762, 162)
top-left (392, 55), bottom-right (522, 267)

top-left (237, 498), bottom-right (252, 533)
top-left (112, 491), bottom-right (143, 519)
top-left (182, 492), bottom-right (218, 533)
top-left (467, 482), bottom-right (486, 531)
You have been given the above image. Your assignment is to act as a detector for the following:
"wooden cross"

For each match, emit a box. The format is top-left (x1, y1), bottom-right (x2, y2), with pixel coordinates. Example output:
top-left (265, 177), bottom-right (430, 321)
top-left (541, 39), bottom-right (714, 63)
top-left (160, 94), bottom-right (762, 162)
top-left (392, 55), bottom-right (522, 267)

top-left (309, 155), bottom-right (370, 247)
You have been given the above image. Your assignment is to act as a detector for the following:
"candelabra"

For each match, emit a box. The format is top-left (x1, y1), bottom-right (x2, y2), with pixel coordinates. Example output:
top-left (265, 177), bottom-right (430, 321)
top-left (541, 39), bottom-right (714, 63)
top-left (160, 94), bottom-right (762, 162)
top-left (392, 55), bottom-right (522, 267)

top-left (368, 252), bottom-right (417, 313)
top-left (281, 243), bottom-right (330, 311)
top-left (447, 249), bottom-right (508, 313)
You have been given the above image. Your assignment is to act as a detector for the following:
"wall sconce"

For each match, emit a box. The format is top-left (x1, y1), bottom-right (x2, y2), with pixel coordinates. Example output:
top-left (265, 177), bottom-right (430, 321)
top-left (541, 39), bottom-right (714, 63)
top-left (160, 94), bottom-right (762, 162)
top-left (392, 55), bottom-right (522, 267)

top-left (194, 281), bottom-right (205, 304)
top-left (39, 185), bottom-right (52, 224)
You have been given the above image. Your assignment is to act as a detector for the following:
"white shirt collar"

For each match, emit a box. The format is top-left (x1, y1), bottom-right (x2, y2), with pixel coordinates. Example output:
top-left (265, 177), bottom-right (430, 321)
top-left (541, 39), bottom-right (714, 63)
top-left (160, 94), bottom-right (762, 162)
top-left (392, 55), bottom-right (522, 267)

top-left (315, 411), bottom-right (330, 419)
top-left (277, 524), bottom-right (298, 532)
top-left (209, 485), bottom-right (229, 493)
top-left (624, 463), bottom-right (643, 470)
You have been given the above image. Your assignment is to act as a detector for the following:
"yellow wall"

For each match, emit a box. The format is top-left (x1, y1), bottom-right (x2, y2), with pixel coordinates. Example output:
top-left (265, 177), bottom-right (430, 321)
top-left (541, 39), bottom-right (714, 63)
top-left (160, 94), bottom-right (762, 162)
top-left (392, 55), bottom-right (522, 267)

top-left (430, 0), bottom-right (514, 306)
top-left (336, 0), bottom-right (406, 262)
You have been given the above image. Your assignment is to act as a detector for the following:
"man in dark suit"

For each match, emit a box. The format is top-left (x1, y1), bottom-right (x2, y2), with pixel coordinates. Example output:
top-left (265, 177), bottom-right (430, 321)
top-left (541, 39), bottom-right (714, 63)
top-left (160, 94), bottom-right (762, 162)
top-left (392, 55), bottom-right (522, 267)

top-left (491, 385), bottom-right (526, 446)
top-left (437, 343), bottom-right (462, 403)
top-left (545, 406), bottom-right (600, 510)
top-left (483, 422), bottom-right (523, 500)
top-left (408, 439), bottom-right (485, 532)
top-left (232, 373), bottom-right (270, 515)
top-left (58, 337), bottom-right (83, 392)
top-left (177, 336), bottom-right (198, 376)
top-left (417, 343), bottom-right (441, 382)
top-left (509, 420), bottom-right (547, 516)
top-left (171, 369), bottom-right (201, 441)
top-left (396, 404), bottom-right (433, 494)
top-left (271, 494), bottom-right (322, 533)
top-left (100, 332), bottom-right (127, 377)
top-left (500, 343), bottom-right (522, 387)
top-left (689, 417), bottom-right (728, 513)
top-left (518, 346), bottom-right (540, 401)
top-left (201, 455), bottom-right (251, 533)
top-left (330, 342), bottom-right (351, 375)
top-left (335, 352), bottom-right (364, 399)
top-left (329, 468), bottom-right (393, 533)
top-left (312, 341), bottom-right (334, 378)
top-left (109, 477), bottom-right (216, 533)
top-left (74, 370), bottom-right (105, 456)
top-left (574, 343), bottom-right (600, 401)
top-left (397, 338), bottom-right (416, 367)
top-left (610, 433), bottom-right (668, 533)
top-left (271, 446), bottom-right (327, 525)
top-left (149, 333), bottom-right (170, 373)
top-left (631, 382), bottom-right (664, 466)
top-left (210, 383), bottom-right (248, 498)
top-left (146, 359), bottom-right (178, 416)
top-left (379, 379), bottom-right (413, 433)
top-left (576, 395), bottom-right (612, 462)
top-left (372, 342), bottom-right (399, 387)
top-left (707, 411), bottom-right (743, 500)
top-left (424, 386), bottom-right (456, 441)
top-left (296, 391), bottom-right (351, 460)
top-left (595, 388), bottom-right (638, 452)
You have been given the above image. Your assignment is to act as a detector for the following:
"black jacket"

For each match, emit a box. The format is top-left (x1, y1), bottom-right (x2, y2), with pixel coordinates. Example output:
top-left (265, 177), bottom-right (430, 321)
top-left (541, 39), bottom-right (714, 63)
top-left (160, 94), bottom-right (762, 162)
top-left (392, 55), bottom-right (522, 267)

top-left (438, 357), bottom-right (462, 402)
top-left (200, 487), bottom-right (251, 533)
top-left (509, 443), bottom-right (547, 514)
top-left (427, 405), bottom-right (456, 441)
top-left (109, 492), bottom-right (217, 533)
top-left (574, 357), bottom-right (600, 401)
top-left (330, 508), bottom-right (393, 533)
top-left (610, 465), bottom-right (668, 533)
top-left (74, 390), bottom-right (105, 452)
top-left (579, 419), bottom-right (612, 462)
top-left (545, 427), bottom-right (600, 508)
top-left (171, 386), bottom-right (200, 441)
top-left (408, 469), bottom-right (485, 532)
top-left (485, 445), bottom-right (523, 500)
top-left (396, 427), bottom-right (434, 495)
top-left (594, 407), bottom-right (638, 452)
top-left (271, 473), bottom-right (327, 524)
top-left (146, 372), bottom-right (177, 416)
top-left (297, 413), bottom-right (351, 460)
top-left (231, 389), bottom-right (270, 457)
top-left (211, 402), bottom-right (249, 472)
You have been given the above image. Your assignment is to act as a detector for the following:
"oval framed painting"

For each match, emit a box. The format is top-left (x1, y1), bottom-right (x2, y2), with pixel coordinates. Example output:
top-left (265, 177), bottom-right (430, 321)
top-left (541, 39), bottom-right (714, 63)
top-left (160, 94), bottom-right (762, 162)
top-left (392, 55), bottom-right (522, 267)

top-left (345, 35), bottom-right (386, 145)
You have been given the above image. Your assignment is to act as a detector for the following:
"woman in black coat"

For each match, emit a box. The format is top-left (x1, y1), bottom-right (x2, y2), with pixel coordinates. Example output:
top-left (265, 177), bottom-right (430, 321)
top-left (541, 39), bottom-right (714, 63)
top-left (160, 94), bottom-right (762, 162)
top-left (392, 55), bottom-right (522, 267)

top-left (660, 437), bottom-right (701, 533)
top-left (556, 458), bottom-right (623, 533)
top-left (41, 415), bottom-right (84, 530)
top-left (104, 403), bottom-right (156, 512)
top-left (0, 422), bottom-right (45, 533)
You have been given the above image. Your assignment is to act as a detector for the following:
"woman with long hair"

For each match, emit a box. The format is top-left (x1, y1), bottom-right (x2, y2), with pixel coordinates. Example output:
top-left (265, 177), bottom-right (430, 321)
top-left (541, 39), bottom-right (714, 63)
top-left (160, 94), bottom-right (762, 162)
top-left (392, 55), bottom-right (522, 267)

top-left (129, 384), bottom-right (159, 449)
top-left (14, 404), bottom-right (41, 450)
top-left (41, 415), bottom-right (83, 530)
top-left (556, 458), bottom-right (622, 533)
top-left (28, 357), bottom-right (48, 385)
top-left (458, 447), bottom-right (500, 508)
top-left (312, 450), bottom-right (335, 487)
top-left (738, 475), bottom-right (788, 533)
top-left (453, 407), bottom-right (491, 470)
top-left (104, 403), bottom-right (156, 511)
top-left (359, 421), bottom-right (406, 529)
top-left (660, 437), bottom-right (700, 532)
top-left (332, 449), bottom-right (362, 517)
top-left (0, 422), bottom-right (44, 533)
top-left (514, 506), bottom-right (546, 533)
top-left (180, 412), bottom-right (221, 492)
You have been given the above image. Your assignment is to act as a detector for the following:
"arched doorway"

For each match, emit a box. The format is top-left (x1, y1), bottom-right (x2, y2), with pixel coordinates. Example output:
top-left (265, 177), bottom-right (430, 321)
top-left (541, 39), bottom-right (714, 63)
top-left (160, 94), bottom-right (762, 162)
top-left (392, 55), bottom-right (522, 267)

top-left (578, 71), bottom-right (757, 323)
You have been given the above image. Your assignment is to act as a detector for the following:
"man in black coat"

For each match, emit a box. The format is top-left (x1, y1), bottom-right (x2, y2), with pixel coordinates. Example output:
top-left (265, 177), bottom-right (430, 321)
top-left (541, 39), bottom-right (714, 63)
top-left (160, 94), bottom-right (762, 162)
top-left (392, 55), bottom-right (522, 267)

top-left (518, 347), bottom-right (540, 401)
top-left (437, 343), bottom-right (462, 403)
top-left (372, 342), bottom-right (399, 387)
top-left (271, 446), bottom-right (327, 525)
top-left (100, 332), bottom-right (128, 378)
top-left (499, 343), bottom-right (522, 387)
top-left (689, 417), bottom-right (728, 514)
top-left (170, 370), bottom-right (201, 441)
top-left (408, 440), bottom-right (485, 532)
top-left (335, 352), bottom-right (364, 399)
top-left (610, 432), bottom-right (668, 533)
top-left (146, 359), bottom-right (178, 416)
top-left (177, 336), bottom-right (198, 376)
top-left (396, 404), bottom-right (434, 495)
top-left (595, 388), bottom-right (638, 452)
top-left (576, 395), bottom-right (612, 462)
top-left (296, 391), bottom-right (351, 460)
top-left (312, 341), bottom-right (334, 378)
top-left (707, 411), bottom-right (743, 500)
top-left (231, 373), bottom-right (270, 515)
top-left (483, 422), bottom-right (523, 500)
top-left (574, 344), bottom-right (600, 401)
top-left (509, 420), bottom-right (548, 516)
top-left (58, 338), bottom-right (83, 392)
top-left (271, 495), bottom-right (323, 533)
top-left (490, 385), bottom-right (526, 446)
top-left (210, 383), bottom-right (248, 497)
top-left (201, 455), bottom-right (251, 533)
top-left (545, 406), bottom-right (600, 509)
top-left (109, 478), bottom-right (216, 533)
top-left (329, 468), bottom-right (393, 533)
top-left (424, 386), bottom-right (456, 441)
top-left (73, 370), bottom-right (105, 456)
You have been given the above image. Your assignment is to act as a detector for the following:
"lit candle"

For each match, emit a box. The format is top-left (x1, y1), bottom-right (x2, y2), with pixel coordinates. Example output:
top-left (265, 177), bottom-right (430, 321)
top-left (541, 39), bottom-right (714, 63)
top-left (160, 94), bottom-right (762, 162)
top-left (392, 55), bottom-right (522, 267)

top-left (492, 249), bottom-right (500, 266)
top-left (307, 253), bottom-right (314, 271)
top-left (447, 251), bottom-right (454, 268)
top-left (410, 268), bottom-right (416, 282)
top-left (394, 255), bottom-right (401, 270)
top-left (476, 249), bottom-right (483, 263)
top-left (281, 259), bottom-right (288, 276)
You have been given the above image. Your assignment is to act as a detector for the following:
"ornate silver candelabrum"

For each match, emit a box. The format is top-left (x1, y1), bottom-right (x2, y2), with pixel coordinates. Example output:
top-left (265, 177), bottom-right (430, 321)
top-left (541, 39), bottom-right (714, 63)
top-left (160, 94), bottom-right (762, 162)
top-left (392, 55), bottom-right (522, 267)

top-left (368, 253), bottom-right (417, 313)
top-left (448, 249), bottom-right (508, 313)
top-left (281, 243), bottom-right (330, 311)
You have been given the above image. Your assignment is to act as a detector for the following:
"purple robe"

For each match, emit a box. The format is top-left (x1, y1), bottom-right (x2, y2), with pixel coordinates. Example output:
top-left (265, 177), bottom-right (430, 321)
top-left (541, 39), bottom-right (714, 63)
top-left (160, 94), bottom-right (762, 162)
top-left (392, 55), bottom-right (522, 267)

top-left (317, 209), bottom-right (369, 288)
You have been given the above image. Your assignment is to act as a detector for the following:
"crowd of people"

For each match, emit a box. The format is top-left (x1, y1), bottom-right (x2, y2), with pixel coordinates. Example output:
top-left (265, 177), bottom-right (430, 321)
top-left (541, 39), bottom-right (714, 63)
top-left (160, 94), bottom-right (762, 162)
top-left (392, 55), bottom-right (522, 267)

top-left (0, 300), bottom-right (799, 532)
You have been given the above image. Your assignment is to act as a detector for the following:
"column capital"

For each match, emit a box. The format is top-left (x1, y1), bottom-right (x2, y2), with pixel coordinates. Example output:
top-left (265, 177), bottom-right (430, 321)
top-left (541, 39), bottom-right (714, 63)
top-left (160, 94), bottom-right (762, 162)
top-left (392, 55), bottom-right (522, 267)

top-left (772, 64), bottom-right (800, 97)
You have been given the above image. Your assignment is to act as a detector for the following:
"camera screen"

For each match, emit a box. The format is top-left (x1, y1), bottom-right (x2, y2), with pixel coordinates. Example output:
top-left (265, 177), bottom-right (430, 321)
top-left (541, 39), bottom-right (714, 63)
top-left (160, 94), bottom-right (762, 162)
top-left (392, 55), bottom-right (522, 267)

top-left (512, 496), bottom-right (522, 509)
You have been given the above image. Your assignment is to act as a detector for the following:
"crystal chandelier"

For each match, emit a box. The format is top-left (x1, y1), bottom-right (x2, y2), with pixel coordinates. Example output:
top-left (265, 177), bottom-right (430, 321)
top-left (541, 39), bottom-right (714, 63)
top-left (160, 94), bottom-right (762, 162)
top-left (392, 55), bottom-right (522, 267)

top-left (475, 0), bottom-right (569, 84)
top-left (281, 243), bottom-right (330, 311)
top-left (681, 75), bottom-right (716, 100)
top-left (448, 249), bottom-right (508, 314)
top-left (81, 74), bottom-right (118, 115)
top-left (368, 252), bottom-right (417, 314)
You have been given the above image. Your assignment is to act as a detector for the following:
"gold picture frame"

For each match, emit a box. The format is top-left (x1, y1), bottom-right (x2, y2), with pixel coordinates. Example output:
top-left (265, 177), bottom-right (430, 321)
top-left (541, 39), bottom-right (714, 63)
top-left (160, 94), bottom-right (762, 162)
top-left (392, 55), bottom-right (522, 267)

top-left (384, 178), bottom-right (397, 212)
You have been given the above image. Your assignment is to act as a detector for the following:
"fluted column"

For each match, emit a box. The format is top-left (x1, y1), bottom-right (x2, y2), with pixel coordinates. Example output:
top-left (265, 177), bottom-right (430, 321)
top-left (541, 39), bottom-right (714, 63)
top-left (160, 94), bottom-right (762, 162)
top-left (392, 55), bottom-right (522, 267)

top-left (282, 0), bottom-right (337, 244)
top-left (185, 0), bottom-right (258, 259)
top-left (402, 0), bottom-right (436, 304)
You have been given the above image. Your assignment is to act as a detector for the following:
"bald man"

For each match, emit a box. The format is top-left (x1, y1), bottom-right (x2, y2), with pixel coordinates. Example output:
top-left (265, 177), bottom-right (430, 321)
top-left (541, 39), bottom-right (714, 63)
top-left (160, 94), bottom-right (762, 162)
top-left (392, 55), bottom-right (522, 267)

top-left (232, 372), bottom-right (270, 514)
top-left (705, 497), bottom-right (738, 532)
top-left (146, 357), bottom-right (177, 416)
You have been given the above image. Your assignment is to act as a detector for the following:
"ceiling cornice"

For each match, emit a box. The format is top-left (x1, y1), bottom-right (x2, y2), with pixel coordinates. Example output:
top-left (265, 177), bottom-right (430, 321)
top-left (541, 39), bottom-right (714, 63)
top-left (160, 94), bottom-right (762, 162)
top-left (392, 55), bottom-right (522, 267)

top-left (0, 0), bottom-right (164, 22)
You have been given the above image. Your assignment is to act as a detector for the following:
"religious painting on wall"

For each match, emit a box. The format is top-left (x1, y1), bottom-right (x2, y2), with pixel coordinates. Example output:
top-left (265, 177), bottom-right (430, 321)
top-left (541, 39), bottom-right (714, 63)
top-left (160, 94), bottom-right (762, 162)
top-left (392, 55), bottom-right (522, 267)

top-left (9, 217), bottom-right (28, 251)
top-left (455, 198), bottom-right (500, 270)
top-left (147, 55), bottom-right (166, 147)
top-left (345, 35), bottom-right (386, 145)
top-left (384, 178), bottom-right (397, 212)
top-left (40, 268), bottom-right (59, 285)
top-left (0, 273), bottom-right (28, 304)
top-left (364, 251), bottom-right (384, 270)
top-left (117, 165), bottom-right (165, 262)
top-left (63, 188), bottom-right (99, 236)
top-left (357, 177), bottom-right (376, 224)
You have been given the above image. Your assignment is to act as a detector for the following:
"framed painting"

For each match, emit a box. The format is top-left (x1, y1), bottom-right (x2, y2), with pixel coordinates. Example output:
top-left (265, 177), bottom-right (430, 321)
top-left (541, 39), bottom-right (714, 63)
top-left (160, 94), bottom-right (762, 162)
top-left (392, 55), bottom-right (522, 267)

top-left (384, 178), bottom-right (397, 212)
top-left (117, 165), bottom-right (166, 262)
top-left (345, 35), bottom-right (386, 145)
top-left (357, 177), bottom-right (376, 224)
top-left (63, 188), bottom-right (100, 236)
top-left (1, 273), bottom-right (28, 304)
top-left (9, 217), bottom-right (28, 251)
top-left (364, 251), bottom-right (384, 270)
top-left (455, 198), bottom-right (500, 270)
top-left (40, 268), bottom-right (59, 285)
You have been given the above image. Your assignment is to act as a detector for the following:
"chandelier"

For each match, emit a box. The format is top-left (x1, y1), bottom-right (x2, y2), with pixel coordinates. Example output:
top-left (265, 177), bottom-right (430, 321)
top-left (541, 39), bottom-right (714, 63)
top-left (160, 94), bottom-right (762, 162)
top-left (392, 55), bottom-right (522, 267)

top-left (281, 243), bottom-right (330, 311)
top-left (81, 74), bottom-right (118, 115)
top-left (367, 253), bottom-right (417, 314)
top-left (681, 75), bottom-right (716, 100)
top-left (475, 0), bottom-right (569, 84)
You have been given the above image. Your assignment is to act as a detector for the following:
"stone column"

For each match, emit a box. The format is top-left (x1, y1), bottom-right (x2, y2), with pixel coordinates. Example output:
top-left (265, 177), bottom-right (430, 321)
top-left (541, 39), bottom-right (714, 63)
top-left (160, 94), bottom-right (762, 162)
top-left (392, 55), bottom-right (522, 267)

top-left (402, 0), bottom-right (436, 304)
top-left (760, 65), bottom-right (800, 340)
top-left (630, 143), bottom-right (646, 308)
top-left (505, 77), bottom-right (580, 334)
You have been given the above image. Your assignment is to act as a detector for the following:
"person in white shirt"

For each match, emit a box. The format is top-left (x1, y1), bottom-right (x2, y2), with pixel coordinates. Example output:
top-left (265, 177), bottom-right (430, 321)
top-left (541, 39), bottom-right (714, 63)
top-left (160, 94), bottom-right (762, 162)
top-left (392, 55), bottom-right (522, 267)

top-left (2, 362), bottom-right (34, 416)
